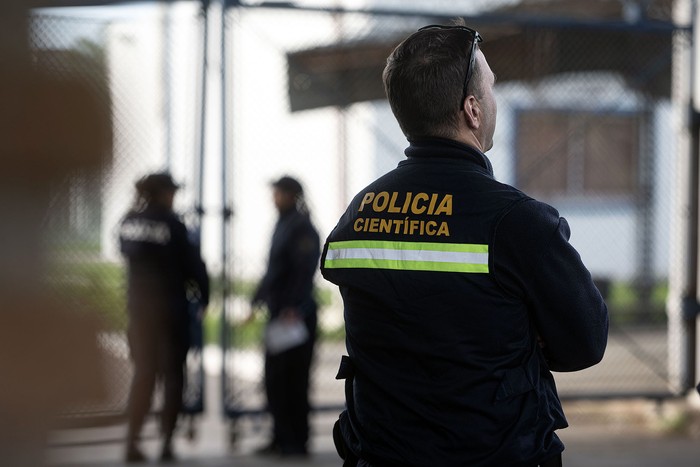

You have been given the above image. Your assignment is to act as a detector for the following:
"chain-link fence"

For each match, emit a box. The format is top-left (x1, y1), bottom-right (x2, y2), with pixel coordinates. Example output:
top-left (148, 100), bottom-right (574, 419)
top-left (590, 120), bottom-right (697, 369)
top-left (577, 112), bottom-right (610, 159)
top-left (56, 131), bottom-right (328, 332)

top-left (30, 0), bottom-right (689, 428)
top-left (31, 3), bottom-right (209, 421)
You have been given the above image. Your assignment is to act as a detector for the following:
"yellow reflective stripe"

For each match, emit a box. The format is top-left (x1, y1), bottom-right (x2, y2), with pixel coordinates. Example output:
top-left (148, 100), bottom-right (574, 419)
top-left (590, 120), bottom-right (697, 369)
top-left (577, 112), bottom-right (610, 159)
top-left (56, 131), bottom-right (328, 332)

top-left (324, 240), bottom-right (489, 273)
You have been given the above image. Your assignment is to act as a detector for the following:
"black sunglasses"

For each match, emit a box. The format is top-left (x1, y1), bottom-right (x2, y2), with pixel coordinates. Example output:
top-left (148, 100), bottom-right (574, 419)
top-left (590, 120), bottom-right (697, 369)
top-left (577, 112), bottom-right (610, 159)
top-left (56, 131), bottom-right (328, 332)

top-left (418, 24), bottom-right (483, 109)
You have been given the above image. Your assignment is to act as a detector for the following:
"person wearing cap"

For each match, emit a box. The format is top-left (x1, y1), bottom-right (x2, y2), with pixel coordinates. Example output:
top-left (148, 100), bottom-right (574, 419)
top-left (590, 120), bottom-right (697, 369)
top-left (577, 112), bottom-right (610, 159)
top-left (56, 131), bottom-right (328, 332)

top-left (118, 172), bottom-right (210, 462)
top-left (320, 20), bottom-right (608, 467)
top-left (250, 175), bottom-right (321, 457)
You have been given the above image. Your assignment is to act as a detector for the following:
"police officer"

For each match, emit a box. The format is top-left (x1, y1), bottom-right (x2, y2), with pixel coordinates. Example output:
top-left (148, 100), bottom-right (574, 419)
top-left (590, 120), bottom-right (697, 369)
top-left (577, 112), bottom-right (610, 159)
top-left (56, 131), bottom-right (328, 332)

top-left (321, 21), bottom-right (609, 467)
top-left (119, 172), bottom-right (209, 463)
top-left (251, 176), bottom-right (320, 457)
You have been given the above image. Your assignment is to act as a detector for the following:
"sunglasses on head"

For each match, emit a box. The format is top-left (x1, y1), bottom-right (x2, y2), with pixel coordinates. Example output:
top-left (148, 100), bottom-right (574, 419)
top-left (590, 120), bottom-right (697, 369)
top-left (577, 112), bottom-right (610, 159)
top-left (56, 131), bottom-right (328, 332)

top-left (418, 24), bottom-right (483, 109)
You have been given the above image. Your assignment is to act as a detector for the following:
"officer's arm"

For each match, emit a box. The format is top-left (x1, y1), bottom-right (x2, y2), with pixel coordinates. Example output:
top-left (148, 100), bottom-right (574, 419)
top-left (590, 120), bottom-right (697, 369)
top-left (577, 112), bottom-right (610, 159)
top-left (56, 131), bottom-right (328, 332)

top-left (173, 220), bottom-right (210, 307)
top-left (287, 225), bottom-right (321, 308)
top-left (493, 199), bottom-right (609, 372)
top-left (189, 246), bottom-right (210, 307)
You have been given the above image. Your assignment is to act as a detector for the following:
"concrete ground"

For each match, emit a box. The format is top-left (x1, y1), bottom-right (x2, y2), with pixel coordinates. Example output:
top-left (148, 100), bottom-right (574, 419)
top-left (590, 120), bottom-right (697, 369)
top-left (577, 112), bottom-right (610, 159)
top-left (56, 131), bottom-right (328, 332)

top-left (50, 328), bottom-right (692, 467)
top-left (47, 394), bottom-right (700, 467)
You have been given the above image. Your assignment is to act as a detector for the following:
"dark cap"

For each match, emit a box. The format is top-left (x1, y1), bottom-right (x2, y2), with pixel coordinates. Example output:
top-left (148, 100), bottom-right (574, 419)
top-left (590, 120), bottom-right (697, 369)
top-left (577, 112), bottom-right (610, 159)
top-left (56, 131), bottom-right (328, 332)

top-left (271, 175), bottom-right (303, 195)
top-left (137, 172), bottom-right (180, 196)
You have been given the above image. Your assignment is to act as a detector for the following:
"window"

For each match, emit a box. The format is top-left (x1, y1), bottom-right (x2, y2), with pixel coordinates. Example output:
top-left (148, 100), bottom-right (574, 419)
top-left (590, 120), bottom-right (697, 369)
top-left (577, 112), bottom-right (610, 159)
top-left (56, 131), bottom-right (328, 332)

top-left (515, 109), bottom-right (640, 198)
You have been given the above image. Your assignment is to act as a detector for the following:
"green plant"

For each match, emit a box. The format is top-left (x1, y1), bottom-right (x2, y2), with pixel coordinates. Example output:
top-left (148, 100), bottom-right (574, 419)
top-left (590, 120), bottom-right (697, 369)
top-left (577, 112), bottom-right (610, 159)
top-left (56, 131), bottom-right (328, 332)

top-left (50, 260), bottom-right (127, 331)
top-left (606, 280), bottom-right (668, 325)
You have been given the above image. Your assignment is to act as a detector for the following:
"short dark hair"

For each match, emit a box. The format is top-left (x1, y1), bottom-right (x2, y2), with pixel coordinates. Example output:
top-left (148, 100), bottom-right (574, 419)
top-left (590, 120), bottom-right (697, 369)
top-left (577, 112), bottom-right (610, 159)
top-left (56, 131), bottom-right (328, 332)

top-left (271, 175), bottom-right (304, 196)
top-left (132, 171), bottom-right (179, 210)
top-left (136, 172), bottom-right (179, 197)
top-left (383, 20), bottom-right (482, 140)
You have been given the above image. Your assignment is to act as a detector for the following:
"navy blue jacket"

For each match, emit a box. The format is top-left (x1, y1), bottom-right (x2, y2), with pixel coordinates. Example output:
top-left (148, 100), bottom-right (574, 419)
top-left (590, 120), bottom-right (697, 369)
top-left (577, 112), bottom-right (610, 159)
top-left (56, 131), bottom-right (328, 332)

top-left (253, 206), bottom-right (321, 318)
top-left (321, 138), bottom-right (608, 467)
top-left (119, 205), bottom-right (209, 323)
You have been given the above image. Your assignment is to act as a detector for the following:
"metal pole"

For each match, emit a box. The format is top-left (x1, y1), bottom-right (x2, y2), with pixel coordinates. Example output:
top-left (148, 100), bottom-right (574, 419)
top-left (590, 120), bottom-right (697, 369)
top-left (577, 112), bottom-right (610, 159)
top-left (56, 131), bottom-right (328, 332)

top-left (184, 0), bottom-right (210, 418)
top-left (195, 0), bottom-right (210, 216)
top-left (161, 0), bottom-right (173, 167)
top-left (691, 0), bottom-right (700, 394)
top-left (220, 0), bottom-right (232, 417)
top-left (668, 0), bottom-right (697, 394)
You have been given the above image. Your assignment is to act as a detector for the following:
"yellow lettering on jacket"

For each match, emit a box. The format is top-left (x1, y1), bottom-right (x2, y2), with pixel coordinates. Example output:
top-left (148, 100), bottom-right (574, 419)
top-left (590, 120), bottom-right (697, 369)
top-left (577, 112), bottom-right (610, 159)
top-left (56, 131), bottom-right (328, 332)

top-left (434, 194), bottom-right (453, 216)
top-left (357, 191), bottom-right (453, 216)
top-left (353, 218), bottom-right (450, 237)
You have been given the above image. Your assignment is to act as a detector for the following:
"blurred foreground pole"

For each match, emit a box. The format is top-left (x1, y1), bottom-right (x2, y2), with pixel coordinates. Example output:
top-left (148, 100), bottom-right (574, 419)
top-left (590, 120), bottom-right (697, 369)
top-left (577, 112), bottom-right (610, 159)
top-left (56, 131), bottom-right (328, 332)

top-left (0, 0), bottom-right (110, 465)
top-left (668, 0), bottom-right (698, 395)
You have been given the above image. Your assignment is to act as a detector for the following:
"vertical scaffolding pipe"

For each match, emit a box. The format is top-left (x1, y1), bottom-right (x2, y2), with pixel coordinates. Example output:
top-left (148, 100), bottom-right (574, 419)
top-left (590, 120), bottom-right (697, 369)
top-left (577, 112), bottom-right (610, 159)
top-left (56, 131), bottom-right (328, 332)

top-left (195, 0), bottom-right (210, 217)
top-left (180, 0), bottom-right (211, 418)
top-left (161, 0), bottom-right (173, 167)
top-left (220, 0), bottom-right (232, 416)
top-left (668, 0), bottom-right (698, 394)
top-left (691, 0), bottom-right (700, 393)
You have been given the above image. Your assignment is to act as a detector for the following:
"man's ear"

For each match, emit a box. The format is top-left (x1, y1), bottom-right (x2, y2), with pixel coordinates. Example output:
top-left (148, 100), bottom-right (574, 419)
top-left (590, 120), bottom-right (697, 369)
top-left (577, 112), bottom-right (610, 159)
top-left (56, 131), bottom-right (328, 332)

top-left (462, 95), bottom-right (480, 130)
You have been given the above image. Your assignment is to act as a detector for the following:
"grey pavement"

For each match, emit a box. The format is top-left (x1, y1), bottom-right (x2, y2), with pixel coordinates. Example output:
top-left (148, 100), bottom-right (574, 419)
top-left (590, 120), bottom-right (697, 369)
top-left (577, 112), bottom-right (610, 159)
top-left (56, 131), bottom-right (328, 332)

top-left (47, 396), bottom-right (700, 467)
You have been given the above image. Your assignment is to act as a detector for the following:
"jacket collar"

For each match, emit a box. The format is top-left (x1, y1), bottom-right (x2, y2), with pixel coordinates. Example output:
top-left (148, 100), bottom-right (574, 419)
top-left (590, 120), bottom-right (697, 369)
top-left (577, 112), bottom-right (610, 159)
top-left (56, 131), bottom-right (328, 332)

top-left (404, 137), bottom-right (494, 177)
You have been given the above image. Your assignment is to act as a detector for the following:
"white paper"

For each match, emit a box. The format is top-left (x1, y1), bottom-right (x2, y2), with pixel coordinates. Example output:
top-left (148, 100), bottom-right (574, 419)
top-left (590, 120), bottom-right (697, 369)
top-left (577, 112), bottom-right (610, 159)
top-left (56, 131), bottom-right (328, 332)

top-left (264, 318), bottom-right (309, 355)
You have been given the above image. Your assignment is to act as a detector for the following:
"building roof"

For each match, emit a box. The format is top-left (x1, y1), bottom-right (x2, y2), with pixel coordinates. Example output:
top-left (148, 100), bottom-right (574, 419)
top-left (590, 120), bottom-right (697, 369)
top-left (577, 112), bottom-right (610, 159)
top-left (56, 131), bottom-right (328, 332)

top-left (287, 0), bottom-right (678, 111)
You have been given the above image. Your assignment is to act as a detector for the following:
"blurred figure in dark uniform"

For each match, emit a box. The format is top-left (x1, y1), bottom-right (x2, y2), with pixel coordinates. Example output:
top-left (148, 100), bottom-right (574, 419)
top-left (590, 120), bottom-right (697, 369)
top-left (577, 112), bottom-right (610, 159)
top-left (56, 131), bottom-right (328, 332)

top-left (251, 176), bottom-right (321, 457)
top-left (119, 172), bottom-right (209, 463)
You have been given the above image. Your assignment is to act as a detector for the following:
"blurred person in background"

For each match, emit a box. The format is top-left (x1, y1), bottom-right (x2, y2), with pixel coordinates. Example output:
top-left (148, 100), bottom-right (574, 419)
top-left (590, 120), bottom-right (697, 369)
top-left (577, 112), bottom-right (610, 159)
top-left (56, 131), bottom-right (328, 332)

top-left (250, 175), bottom-right (321, 458)
top-left (119, 172), bottom-right (209, 463)
top-left (321, 20), bottom-right (608, 467)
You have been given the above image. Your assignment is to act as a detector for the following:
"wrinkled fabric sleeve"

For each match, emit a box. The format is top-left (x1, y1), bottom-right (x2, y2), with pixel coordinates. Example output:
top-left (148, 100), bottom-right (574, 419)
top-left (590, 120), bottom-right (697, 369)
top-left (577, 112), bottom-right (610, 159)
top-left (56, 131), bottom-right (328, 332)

top-left (492, 199), bottom-right (609, 372)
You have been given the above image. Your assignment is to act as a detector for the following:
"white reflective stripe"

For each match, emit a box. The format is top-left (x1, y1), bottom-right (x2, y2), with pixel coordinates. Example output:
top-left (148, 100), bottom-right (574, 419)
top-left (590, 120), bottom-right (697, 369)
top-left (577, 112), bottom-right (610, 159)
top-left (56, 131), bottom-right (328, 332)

top-left (326, 246), bottom-right (488, 265)
top-left (324, 240), bottom-right (489, 273)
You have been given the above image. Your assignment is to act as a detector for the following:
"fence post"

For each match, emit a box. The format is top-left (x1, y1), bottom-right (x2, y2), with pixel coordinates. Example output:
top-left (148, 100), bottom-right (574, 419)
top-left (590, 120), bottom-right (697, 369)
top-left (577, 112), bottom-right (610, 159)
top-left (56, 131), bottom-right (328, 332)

top-left (668, 0), bottom-right (698, 395)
